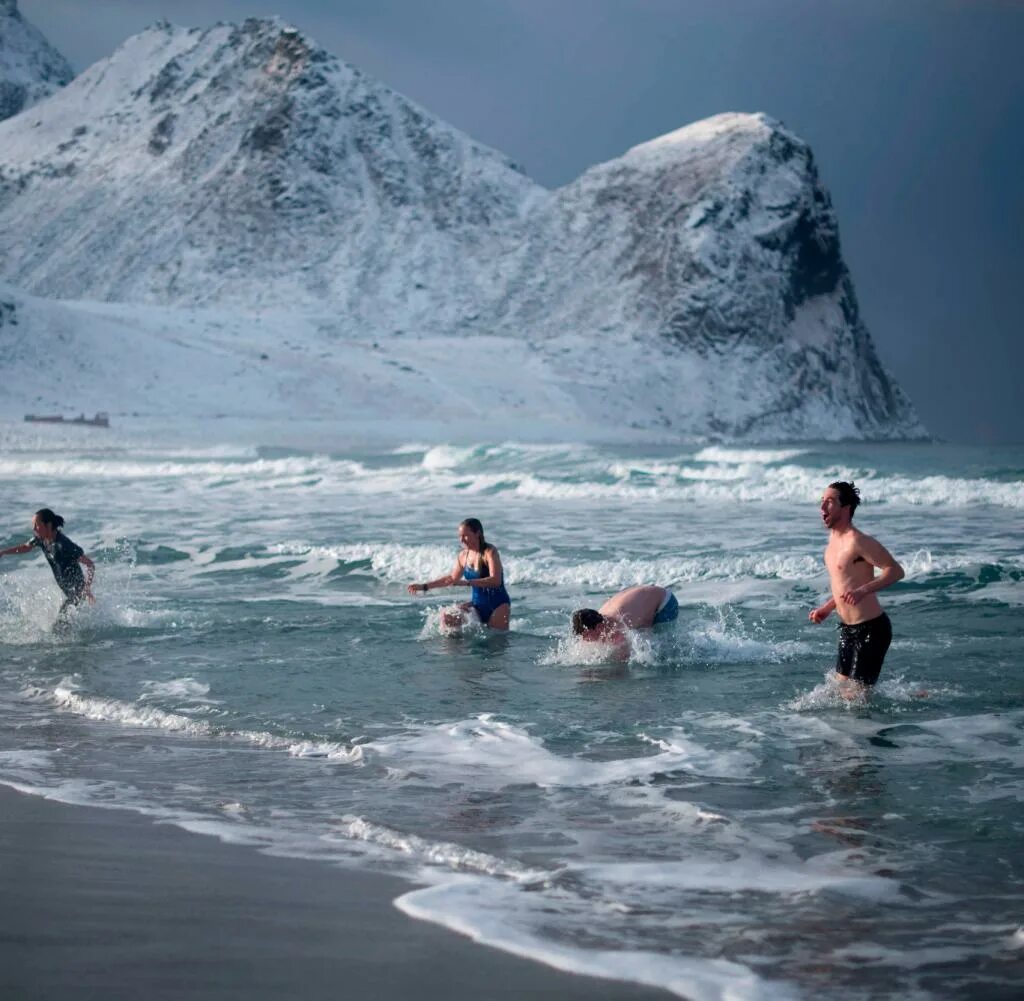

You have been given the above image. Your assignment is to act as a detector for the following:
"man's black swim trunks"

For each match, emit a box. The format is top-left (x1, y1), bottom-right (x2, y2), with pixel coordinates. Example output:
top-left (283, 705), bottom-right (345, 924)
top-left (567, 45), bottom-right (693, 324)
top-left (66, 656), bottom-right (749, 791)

top-left (836, 613), bottom-right (892, 686)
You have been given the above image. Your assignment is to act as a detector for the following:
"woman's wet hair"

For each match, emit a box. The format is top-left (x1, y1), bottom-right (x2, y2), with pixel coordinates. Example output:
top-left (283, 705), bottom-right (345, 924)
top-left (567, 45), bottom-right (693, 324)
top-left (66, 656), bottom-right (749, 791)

top-left (572, 609), bottom-right (604, 634)
top-left (460, 518), bottom-right (488, 555)
top-left (828, 481), bottom-right (861, 515)
top-left (34, 508), bottom-right (65, 529)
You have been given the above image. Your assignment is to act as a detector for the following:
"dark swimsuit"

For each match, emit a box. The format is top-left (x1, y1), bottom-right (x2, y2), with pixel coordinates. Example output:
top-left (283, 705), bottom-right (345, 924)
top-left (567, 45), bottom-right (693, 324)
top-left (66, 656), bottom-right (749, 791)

top-left (463, 555), bottom-right (511, 624)
top-left (29, 532), bottom-right (87, 614)
top-left (836, 613), bottom-right (892, 686)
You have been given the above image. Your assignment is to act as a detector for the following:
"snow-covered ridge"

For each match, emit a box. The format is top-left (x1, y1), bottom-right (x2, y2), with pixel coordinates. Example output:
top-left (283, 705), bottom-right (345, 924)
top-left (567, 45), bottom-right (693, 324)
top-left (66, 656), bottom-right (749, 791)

top-left (0, 17), bottom-right (924, 441)
top-left (0, 0), bottom-right (73, 120)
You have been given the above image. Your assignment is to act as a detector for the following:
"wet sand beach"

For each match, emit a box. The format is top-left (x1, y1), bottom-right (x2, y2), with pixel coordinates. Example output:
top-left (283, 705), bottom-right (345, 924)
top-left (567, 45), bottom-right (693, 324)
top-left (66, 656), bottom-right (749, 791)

top-left (0, 785), bottom-right (670, 1001)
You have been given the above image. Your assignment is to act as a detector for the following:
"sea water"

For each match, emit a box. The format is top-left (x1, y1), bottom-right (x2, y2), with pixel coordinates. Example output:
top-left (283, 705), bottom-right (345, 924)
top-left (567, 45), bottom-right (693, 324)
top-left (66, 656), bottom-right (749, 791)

top-left (0, 421), bottom-right (1021, 1000)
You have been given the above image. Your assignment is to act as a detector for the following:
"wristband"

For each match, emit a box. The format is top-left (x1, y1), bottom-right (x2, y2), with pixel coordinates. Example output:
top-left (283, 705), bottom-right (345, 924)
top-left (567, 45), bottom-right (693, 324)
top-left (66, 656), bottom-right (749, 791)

top-left (421, 584), bottom-right (428, 592)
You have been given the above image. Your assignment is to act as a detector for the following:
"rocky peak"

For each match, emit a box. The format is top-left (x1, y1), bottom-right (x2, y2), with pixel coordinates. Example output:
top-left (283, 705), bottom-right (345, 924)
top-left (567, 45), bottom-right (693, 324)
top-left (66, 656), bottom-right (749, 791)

top-left (0, 17), bottom-right (923, 439)
top-left (0, 0), bottom-right (74, 121)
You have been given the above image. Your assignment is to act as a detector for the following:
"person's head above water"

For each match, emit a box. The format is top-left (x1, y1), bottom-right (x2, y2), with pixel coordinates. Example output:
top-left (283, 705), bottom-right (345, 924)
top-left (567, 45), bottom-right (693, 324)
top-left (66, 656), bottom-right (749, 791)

top-left (32, 508), bottom-right (64, 541)
top-left (821, 481), bottom-right (860, 531)
top-left (458, 518), bottom-right (488, 553)
top-left (828, 481), bottom-right (860, 515)
top-left (571, 608), bottom-right (605, 636)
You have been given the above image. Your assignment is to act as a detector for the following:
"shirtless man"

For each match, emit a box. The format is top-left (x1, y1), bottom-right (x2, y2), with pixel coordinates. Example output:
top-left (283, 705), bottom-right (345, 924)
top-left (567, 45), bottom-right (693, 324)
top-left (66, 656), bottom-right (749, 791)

top-left (809, 481), bottom-right (904, 695)
top-left (571, 585), bottom-right (678, 658)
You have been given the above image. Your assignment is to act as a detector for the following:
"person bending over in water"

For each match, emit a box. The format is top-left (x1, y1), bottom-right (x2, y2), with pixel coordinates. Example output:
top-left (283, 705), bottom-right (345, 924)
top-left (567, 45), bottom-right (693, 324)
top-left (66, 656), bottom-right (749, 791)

top-left (809, 481), bottom-right (904, 698)
top-left (407, 518), bottom-right (511, 631)
top-left (0, 508), bottom-right (96, 625)
top-left (571, 585), bottom-right (678, 659)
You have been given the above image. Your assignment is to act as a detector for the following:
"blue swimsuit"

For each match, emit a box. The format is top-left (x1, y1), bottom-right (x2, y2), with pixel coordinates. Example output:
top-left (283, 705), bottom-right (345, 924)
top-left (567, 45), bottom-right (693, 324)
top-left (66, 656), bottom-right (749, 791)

top-left (463, 556), bottom-right (511, 624)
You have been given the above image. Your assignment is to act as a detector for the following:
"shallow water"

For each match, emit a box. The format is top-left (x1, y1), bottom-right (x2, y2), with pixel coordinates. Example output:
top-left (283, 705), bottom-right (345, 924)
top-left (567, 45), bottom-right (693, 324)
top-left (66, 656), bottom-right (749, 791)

top-left (1, 422), bottom-right (1022, 1000)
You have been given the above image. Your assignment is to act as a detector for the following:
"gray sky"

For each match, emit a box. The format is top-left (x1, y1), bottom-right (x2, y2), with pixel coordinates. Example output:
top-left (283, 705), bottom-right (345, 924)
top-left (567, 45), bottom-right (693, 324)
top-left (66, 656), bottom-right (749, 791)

top-left (19, 0), bottom-right (1024, 443)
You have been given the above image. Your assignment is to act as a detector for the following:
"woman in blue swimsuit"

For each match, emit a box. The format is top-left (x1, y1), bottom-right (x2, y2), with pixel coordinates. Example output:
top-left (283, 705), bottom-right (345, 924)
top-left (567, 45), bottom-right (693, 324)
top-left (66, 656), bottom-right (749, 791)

top-left (407, 518), bottom-right (511, 631)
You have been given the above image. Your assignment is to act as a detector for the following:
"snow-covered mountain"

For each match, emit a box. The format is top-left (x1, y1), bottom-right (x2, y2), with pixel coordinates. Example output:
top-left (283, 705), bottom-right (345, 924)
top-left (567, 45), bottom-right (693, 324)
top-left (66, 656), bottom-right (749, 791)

top-left (0, 0), bottom-right (73, 121)
top-left (0, 16), bottom-right (924, 441)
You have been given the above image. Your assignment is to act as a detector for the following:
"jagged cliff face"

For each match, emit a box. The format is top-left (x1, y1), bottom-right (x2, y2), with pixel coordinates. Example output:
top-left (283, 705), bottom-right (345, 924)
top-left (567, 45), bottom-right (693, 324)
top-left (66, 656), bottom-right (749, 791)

top-left (496, 115), bottom-right (914, 438)
top-left (0, 18), bottom-right (923, 440)
top-left (0, 0), bottom-right (73, 120)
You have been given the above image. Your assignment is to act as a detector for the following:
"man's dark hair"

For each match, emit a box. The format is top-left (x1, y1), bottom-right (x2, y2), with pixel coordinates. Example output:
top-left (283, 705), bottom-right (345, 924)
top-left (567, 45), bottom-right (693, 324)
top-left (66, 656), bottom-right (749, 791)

top-left (571, 609), bottom-right (604, 635)
top-left (828, 481), bottom-right (861, 515)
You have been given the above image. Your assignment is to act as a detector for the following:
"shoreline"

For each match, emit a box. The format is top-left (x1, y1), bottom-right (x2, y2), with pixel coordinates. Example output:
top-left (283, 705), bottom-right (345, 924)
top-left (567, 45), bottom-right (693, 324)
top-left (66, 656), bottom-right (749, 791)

top-left (0, 784), bottom-right (672, 1001)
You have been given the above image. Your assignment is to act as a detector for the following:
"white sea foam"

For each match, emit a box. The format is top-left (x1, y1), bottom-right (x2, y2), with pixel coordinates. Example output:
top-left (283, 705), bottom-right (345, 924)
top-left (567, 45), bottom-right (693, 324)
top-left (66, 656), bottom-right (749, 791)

top-left (786, 675), bottom-right (868, 712)
top-left (0, 749), bottom-right (57, 788)
top-left (0, 454), bottom-right (351, 483)
top-left (578, 854), bottom-right (898, 899)
top-left (139, 677), bottom-right (213, 701)
top-left (541, 608), bottom-right (807, 670)
top-left (255, 541), bottom-right (1022, 609)
top-left (540, 632), bottom-right (633, 667)
top-left (686, 609), bottom-right (811, 664)
top-left (367, 715), bottom-right (755, 788)
top-left (269, 541), bottom-right (824, 589)
top-left (396, 877), bottom-right (801, 1001)
top-left (332, 816), bottom-right (548, 882)
top-left (50, 682), bottom-right (362, 762)
top-left (416, 604), bottom-right (488, 638)
top-left (420, 444), bottom-right (480, 469)
top-left (694, 446), bottom-right (809, 464)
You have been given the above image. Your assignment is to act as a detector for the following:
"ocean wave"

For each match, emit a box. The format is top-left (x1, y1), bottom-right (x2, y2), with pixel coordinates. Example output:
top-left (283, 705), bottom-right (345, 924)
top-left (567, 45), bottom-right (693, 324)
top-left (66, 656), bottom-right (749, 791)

top-left (0, 454), bottom-right (363, 486)
top-left (685, 609), bottom-right (812, 665)
top-left (139, 677), bottom-right (215, 702)
top-left (333, 816), bottom-right (548, 882)
top-left (5, 446), bottom-right (1021, 510)
top-left (395, 877), bottom-right (800, 1001)
top-left (267, 541), bottom-right (823, 588)
top-left (367, 715), bottom-right (756, 787)
top-left (577, 854), bottom-right (898, 899)
top-left (694, 446), bottom-right (810, 464)
top-left (249, 542), bottom-right (1024, 599)
top-left (49, 682), bottom-right (362, 762)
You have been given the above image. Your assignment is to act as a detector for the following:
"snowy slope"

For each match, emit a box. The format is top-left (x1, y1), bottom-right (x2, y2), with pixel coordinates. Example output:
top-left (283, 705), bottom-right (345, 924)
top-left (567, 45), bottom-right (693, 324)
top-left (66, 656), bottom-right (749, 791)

top-left (0, 280), bottom-right (606, 441)
top-left (0, 0), bottom-right (73, 120)
top-left (0, 18), bottom-right (925, 441)
top-left (0, 18), bottom-right (537, 323)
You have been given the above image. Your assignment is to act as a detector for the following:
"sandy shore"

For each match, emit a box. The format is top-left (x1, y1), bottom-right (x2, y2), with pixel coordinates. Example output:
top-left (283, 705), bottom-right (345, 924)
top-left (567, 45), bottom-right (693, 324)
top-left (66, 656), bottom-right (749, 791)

top-left (0, 785), bottom-right (671, 1000)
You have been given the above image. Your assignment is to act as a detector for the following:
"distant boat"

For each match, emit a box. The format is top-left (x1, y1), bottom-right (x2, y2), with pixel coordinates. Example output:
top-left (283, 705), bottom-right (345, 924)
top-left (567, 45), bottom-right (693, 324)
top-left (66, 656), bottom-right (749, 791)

top-left (24, 412), bottom-right (110, 428)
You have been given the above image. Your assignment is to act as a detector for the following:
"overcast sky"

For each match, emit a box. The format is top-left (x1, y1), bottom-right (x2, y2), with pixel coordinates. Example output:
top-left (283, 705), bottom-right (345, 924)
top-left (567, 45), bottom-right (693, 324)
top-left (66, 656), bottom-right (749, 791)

top-left (18, 0), bottom-right (1024, 443)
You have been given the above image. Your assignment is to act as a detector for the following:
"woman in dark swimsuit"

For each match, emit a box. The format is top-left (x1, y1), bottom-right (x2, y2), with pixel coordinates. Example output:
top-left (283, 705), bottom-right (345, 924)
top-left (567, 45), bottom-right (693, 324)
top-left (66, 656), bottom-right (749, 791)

top-left (407, 518), bottom-right (511, 631)
top-left (0, 508), bottom-right (96, 625)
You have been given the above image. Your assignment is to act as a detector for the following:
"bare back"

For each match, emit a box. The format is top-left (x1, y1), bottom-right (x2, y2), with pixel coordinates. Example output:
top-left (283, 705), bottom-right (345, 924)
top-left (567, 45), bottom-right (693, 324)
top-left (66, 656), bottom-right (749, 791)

top-left (598, 585), bottom-right (667, 629)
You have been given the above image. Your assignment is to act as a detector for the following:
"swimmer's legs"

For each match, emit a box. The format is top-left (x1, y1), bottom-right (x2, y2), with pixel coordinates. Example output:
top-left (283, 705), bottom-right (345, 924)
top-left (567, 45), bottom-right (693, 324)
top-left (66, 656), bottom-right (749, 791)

top-left (440, 603), bottom-right (509, 632)
top-left (834, 673), bottom-right (871, 702)
top-left (441, 602), bottom-right (477, 633)
top-left (441, 609), bottom-right (467, 631)
top-left (53, 594), bottom-right (81, 634)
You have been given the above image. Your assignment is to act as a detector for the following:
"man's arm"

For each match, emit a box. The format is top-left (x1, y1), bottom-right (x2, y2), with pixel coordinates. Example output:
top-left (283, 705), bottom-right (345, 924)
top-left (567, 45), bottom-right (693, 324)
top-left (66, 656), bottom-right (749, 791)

top-left (808, 597), bottom-right (837, 623)
top-left (841, 534), bottom-right (904, 606)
